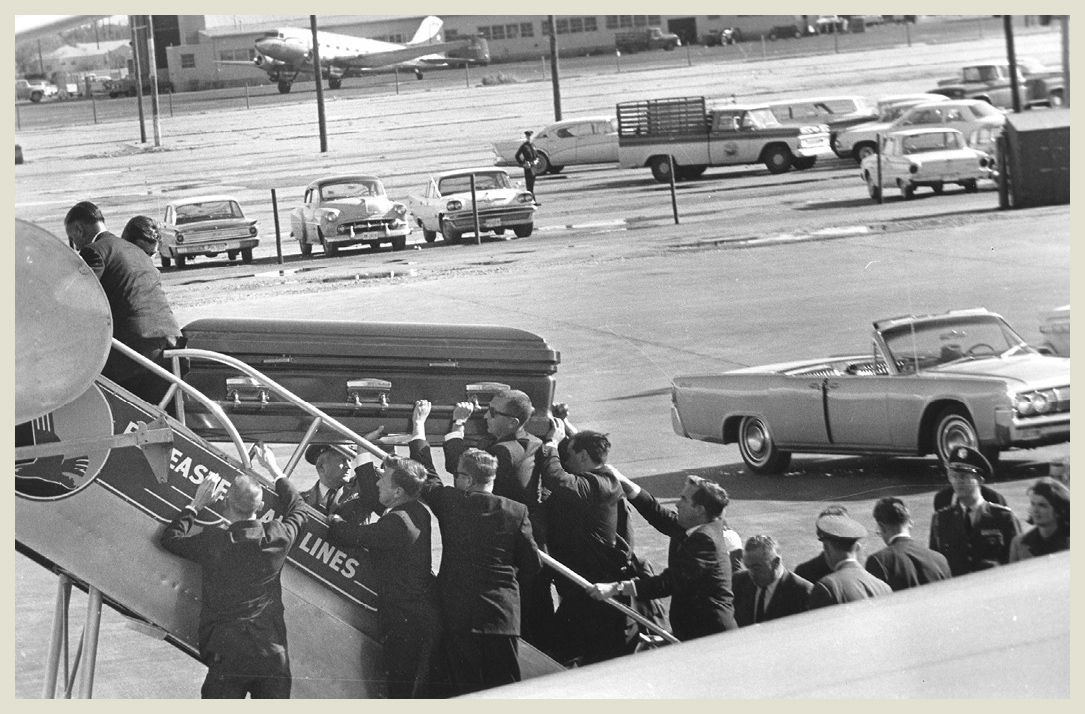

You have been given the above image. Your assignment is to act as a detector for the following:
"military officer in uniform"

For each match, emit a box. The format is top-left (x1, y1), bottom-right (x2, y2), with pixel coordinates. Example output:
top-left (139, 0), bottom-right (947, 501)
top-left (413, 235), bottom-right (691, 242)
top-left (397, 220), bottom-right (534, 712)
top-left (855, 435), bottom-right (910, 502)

top-left (929, 446), bottom-right (1022, 576)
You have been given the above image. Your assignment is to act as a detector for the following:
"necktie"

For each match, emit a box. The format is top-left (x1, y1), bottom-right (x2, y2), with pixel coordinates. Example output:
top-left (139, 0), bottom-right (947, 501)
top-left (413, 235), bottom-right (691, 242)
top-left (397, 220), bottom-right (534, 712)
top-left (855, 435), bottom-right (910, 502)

top-left (962, 506), bottom-right (972, 534)
top-left (754, 588), bottom-right (767, 623)
top-left (324, 487), bottom-right (338, 513)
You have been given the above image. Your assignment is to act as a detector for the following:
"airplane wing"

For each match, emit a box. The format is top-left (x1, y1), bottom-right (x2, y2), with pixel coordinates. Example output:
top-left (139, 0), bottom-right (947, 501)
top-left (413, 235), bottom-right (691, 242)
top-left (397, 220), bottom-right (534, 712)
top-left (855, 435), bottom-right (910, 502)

top-left (330, 40), bottom-right (471, 69)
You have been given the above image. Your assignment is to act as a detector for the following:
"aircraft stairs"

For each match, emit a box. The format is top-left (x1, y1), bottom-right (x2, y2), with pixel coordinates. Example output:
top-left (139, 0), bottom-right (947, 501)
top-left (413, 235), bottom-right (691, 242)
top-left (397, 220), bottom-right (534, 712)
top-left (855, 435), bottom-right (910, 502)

top-left (13, 219), bottom-right (674, 698)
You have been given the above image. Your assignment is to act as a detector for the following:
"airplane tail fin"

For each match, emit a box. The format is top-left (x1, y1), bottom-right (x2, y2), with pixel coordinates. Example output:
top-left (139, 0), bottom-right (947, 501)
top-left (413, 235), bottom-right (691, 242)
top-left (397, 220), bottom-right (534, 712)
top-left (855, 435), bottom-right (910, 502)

top-left (409, 15), bottom-right (443, 45)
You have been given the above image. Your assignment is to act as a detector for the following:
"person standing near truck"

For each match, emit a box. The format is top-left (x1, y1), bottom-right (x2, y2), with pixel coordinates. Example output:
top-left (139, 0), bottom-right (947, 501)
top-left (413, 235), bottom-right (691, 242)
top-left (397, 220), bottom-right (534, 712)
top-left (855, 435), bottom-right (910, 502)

top-left (514, 130), bottom-right (541, 204)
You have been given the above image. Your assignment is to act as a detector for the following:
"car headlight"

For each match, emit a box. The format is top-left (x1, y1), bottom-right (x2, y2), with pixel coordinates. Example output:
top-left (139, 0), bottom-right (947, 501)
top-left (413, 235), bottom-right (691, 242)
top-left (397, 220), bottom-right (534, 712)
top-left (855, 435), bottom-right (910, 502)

top-left (799, 125), bottom-right (823, 135)
top-left (322, 210), bottom-right (339, 223)
top-left (447, 200), bottom-right (463, 211)
top-left (175, 233), bottom-right (184, 243)
top-left (517, 193), bottom-right (534, 204)
top-left (909, 164), bottom-right (919, 174)
top-left (1014, 389), bottom-right (1057, 416)
top-left (392, 203), bottom-right (407, 217)
top-left (979, 157), bottom-right (989, 168)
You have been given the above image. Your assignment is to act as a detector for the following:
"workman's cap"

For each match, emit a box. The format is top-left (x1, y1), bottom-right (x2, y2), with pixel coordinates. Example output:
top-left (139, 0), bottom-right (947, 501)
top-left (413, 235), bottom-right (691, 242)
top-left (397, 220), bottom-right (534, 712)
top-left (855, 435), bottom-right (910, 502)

top-left (305, 444), bottom-right (333, 465)
top-left (524, 130), bottom-right (533, 136)
top-left (946, 446), bottom-right (992, 478)
top-left (815, 513), bottom-right (868, 541)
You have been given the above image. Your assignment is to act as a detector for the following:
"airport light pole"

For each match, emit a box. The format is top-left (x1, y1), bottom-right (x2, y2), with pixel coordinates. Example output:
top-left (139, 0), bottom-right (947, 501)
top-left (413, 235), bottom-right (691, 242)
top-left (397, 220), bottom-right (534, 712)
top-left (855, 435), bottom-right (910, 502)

top-left (311, 15), bottom-right (328, 153)
top-left (548, 15), bottom-right (561, 121)
top-left (147, 15), bottom-right (162, 146)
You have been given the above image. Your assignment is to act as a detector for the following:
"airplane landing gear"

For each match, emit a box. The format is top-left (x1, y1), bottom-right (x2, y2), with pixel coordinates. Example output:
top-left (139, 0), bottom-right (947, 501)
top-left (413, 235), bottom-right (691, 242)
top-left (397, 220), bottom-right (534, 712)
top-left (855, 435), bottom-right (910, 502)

top-left (328, 76), bottom-right (342, 90)
top-left (414, 69), bottom-right (424, 80)
top-left (277, 80), bottom-right (292, 94)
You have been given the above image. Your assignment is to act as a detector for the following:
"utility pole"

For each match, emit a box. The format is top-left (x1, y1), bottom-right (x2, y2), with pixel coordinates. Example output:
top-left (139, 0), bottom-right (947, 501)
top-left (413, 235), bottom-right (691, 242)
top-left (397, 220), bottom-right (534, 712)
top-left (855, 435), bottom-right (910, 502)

top-left (311, 15), bottom-right (328, 153)
top-left (548, 15), bottom-right (562, 121)
top-left (1061, 16), bottom-right (1070, 106)
top-left (130, 16), bottom-right (147, 144)
top-left (1003, 16), bottom-right (1021, 113)
top-left (147, 15), bottom-right (162, 146)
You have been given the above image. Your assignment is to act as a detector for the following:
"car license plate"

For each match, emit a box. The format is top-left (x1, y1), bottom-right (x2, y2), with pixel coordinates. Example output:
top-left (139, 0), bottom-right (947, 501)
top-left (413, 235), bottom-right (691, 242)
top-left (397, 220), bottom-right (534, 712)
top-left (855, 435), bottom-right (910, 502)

top-left (483, 218), bottom-right (502, 228)
top-left (197, 243), bottom-right (226, 252)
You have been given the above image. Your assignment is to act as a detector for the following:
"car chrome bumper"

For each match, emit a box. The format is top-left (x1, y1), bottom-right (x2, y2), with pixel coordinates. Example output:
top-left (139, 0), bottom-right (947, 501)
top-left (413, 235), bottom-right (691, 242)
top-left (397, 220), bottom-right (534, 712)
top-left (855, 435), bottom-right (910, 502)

top-left (328, 224), bottom-right (410, 243)
top-left (998, 413), bottom-right (1070, 448)
top-left (447, 208), bottom-right (535, 230)
top-left (176, 237), bottom-right (259, 254)
top-left (794, 144), bottom-right (835, 158)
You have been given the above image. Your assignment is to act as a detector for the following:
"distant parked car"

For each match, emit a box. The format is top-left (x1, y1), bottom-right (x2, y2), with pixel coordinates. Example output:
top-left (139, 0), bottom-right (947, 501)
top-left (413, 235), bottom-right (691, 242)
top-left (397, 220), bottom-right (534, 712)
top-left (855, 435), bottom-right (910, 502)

top-left (834, 94), bottom-right (950, 162)
top-left (765, 96), bottom-right (877, 154)
top-left (15, 78), bottom-right (58, 103)
top-left (860, 127), bottom-right (992, 201)
top-left (889, 99), bottom-right (1006, 143)
top-left (290, 175), bottom-right (410, 257)
top-left (407, 168), bottom-right (536, 244)
top-left (967, 124), bottom-right (1003, 175)
top-left (159, 195), bottom-right (260, 269)
top-left (492, 116), bottom-right (618, 174)
top-left (1039, 305), bottom-right (1070, 357)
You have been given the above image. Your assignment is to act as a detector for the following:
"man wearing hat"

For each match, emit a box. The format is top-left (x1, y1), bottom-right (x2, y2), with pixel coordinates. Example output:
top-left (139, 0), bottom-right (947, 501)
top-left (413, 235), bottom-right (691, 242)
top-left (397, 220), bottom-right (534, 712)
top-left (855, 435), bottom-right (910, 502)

top-left (929, 446), bottom-right (1021, 576)
top-left (807, 511), bottom-right (892, 609)
top-left (301, 444), bottom-right (364, 514)
top-left (514, 130), bottom-right (541, 204)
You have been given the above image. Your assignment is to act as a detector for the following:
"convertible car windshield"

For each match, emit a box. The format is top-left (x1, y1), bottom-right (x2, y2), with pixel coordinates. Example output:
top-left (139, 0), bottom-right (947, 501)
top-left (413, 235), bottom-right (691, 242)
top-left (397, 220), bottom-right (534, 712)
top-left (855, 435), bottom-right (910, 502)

top-left (881, 314), bottom-right (1030, 371)
top-left (439, 172), bottom-right (512, 194)
top-left (321, 180), bottom-right (385, 201)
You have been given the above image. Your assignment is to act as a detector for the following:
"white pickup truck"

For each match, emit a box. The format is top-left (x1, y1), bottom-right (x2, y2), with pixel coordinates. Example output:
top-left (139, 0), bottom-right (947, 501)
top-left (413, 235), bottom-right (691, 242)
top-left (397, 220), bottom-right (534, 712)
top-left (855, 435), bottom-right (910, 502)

top-left (616, 96), bottom-right (832, 182)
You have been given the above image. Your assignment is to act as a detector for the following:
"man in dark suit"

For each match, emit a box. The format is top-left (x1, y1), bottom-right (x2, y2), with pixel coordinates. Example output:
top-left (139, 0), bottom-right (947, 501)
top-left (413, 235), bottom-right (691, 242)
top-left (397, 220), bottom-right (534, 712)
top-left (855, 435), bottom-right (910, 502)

top-left (411, 400), bottom-right (542, 696)
top-left (535, 424), bottom-right (631, 665)
top-left (65, 201), bottom-right (182, 407)
top-left (794, 504), bottom-right (851, 584)
top-left (443, 389), bottom-right (552, 644)
top-left (733, 535), bottom-right (813, 627)
top-left (159, 444), bottom-right (306, 698)
top-left (326, 453), bottom-right (441, 698)
top-left (866, 497), bottom-right (951, 591)
top-left (592, 471), bottom-right (737, 641)
top-left (298, 444), bottom-right (354, 514)
top-left (808, 513), bottom-right (893, 609)
top-left (930, 446), bottom-right (1021, 576)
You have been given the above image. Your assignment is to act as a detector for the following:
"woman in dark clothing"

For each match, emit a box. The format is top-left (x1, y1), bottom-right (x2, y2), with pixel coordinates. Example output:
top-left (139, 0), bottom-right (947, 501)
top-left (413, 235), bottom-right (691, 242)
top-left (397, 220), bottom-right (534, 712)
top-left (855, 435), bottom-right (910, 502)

top-left (1009, 477), bottom-right (1070, 562)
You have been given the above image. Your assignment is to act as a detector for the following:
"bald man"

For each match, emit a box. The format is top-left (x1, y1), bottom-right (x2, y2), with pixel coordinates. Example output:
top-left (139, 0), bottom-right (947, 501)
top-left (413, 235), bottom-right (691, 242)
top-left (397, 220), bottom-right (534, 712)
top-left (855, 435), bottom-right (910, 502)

top-left (160, 444), bottom-right (306, 698)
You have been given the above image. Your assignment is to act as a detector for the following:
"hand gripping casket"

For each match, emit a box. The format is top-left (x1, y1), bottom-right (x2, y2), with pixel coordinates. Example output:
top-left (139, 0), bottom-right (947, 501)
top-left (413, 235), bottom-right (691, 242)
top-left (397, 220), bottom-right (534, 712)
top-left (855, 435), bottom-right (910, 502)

top-left (180, 318), bottom-right (560, 444)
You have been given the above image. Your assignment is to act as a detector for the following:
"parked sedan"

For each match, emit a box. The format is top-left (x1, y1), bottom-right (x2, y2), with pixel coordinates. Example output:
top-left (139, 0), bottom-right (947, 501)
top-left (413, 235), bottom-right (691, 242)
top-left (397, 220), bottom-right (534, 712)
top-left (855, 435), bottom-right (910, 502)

top-left (670, 309), bottom-right (1070, 474)
top-left (492, 116), bottom-right (618, 174)
top-left (889, 98), bottom-right (1006, 142)
top-left (860, 128), bottom-right (992, 200)
top-left (407, 168), bottom-right (536, 243)
top-left (159, 195), bottom-right (259, 269)
top-left (290, 175), bottom-right (410, 257)
top-left (1039, 305), bottom-right (1071, 357)
top-left (834, 93), bottom-right (949, 162)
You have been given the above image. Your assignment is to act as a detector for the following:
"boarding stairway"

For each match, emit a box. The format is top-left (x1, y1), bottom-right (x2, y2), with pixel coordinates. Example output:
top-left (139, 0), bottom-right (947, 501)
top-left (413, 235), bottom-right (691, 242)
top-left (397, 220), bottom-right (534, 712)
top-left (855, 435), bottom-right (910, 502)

top-left (13, 219), bottom-right (674, 698)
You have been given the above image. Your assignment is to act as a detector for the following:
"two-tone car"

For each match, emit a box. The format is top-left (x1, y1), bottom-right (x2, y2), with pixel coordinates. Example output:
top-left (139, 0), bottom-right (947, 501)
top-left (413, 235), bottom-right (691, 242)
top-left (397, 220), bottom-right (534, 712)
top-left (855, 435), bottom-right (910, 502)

top-left (159, 195), bottom-right (259, 269)
top-left (860, 127), bottom-right (992, 201)
top-left (671, 308), bottom-right (1070, 474)
top-left (406, 168), bottom-right (536, 243)
top-left (833, 93), bottom-right (949, 162)
top-left (492, 116), bottom-right (618, 174)
top-left (290, 175), bottom-right (410, 257)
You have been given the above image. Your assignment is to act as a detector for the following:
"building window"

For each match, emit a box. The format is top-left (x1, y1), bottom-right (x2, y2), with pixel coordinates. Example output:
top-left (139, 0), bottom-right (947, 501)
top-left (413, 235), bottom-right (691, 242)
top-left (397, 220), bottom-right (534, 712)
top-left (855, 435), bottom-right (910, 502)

top-left (606, 16), bottom-right (619, 29)
top-left (584, 17), bottom-right (598, 32)
top-left (386, 33), bottom-right (404, 43)
top-left (648, 16), bottom-right (662, 25)
top-left (181, 53), bottom-right (196, 69)
top-left (490, 25), bottom-right (505, 40)
top-left (505, 24), bottom-right (519, 39)
top-left (633, 16), bottom-right (648, 27)
top-left (477, 26), bottom-right (491, 39)
top-left (520, 22), bottom-right (534, 38)
top-left (445, 28), bottom-right (460, 38)
top-left (555, 18), bottom-right (569, 34)
top-left (619, 16), bottom-right (633, 28)
top-left (218, 48), bottom-right (251, 62)
top-left (569, 18), bottom-right (583, 33)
